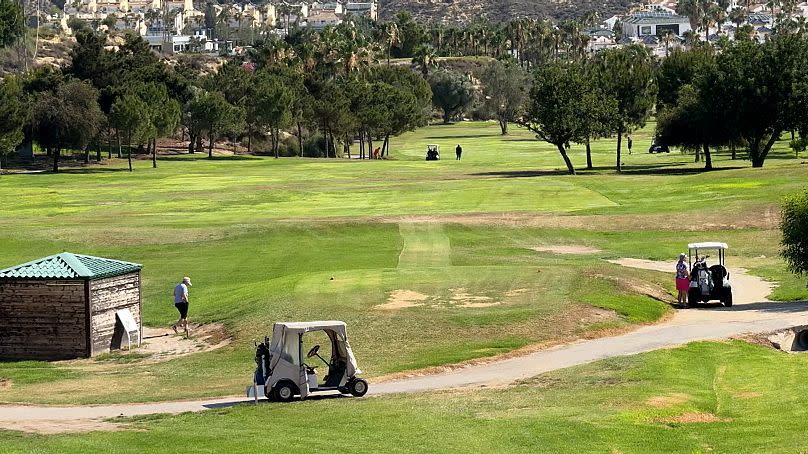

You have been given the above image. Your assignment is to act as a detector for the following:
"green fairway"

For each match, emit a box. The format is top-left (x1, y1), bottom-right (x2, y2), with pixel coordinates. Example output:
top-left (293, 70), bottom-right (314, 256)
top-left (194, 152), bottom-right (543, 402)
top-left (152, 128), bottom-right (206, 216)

top-left (4, 341), bottom-right (808, 453)
top-left (0, 121), bottom-right (805, 405)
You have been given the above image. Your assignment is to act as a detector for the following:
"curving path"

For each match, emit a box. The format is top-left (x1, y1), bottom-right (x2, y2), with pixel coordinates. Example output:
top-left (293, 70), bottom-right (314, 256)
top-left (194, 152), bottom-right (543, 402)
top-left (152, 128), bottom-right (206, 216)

top-left (2, 261), bottom-right (807, 432)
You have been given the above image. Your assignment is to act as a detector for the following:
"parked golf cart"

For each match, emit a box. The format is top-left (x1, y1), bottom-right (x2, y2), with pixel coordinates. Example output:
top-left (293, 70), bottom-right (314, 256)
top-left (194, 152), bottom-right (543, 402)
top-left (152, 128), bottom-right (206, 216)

top-left (688, 242), bottom-right (733, 307)
top-left (425, 144), bottom-right (440, 161)
top-left (648, 138), bottom-right (670, 153)
top-left (248, 321), bottom-right (368, 402)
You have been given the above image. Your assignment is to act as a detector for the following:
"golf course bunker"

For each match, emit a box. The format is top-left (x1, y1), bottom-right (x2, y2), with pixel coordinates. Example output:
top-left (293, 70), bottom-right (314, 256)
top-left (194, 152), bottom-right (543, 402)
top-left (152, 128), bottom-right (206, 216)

top-left (532, 245), bottom-right (602, 254)
top-left (766, 325), bottom-right (808, 353)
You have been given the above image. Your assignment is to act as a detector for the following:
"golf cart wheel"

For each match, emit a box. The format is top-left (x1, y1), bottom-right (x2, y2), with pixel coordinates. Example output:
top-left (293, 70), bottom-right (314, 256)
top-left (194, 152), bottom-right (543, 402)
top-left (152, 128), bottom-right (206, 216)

top-left (273, 381), bottom-right (297, 403)
top-left (723, 291), bottom-right (733, 307)
top-left (348, 378), bottom-right (368, 397)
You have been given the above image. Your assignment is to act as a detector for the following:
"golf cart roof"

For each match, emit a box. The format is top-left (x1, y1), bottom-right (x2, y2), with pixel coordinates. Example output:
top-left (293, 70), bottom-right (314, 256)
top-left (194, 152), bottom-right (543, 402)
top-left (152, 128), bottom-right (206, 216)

top-left (688, 242), bottom-right (728, 250)
top-left (274, 321), bottom-right (347, 333)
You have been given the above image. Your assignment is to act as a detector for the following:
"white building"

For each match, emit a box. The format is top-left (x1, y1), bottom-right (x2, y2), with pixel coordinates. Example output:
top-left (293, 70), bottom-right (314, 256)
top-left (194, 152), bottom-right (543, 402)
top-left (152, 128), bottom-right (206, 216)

top-left (622, 11), bottom-right (692, 38)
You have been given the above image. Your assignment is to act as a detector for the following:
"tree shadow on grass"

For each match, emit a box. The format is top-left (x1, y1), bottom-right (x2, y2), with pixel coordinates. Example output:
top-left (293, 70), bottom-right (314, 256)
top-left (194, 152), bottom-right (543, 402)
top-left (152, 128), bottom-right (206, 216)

top-left (471, 170), bottom-right (571, 178)
top-left (159, 155), bottom-right (260, 162)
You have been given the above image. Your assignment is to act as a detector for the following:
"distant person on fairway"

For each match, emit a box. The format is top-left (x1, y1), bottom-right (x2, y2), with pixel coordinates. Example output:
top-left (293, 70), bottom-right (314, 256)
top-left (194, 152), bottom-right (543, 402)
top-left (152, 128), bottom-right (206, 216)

top-left (627, 134), bottom-right (633, 155)
top-left (676, 253), bottom-right (690, 306)
top-left (456, 144), bottom-right (462, 160)
top-left (172, 276), bottom-right (192, 336)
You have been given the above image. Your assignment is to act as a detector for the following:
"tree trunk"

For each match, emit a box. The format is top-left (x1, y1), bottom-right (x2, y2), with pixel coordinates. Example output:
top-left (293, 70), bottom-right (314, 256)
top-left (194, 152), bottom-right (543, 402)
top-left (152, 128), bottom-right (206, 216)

top-left (297, 121), bottom-right (303, 158)
top-left (359, 132), bottom-right (365, 159)
top-left (703, 143), bottom-right (713, 170)
top-left (274, 128), bottom-right (280, 159)
top-left (586, 136), bottom-right (593, 170)
top-left (152, 138), bottom-right (158, 168)
top-left (694, 146), bottom-right (701, 162)
top-left (329, 131), bottom-right (336, 158)
top-left (499, 118), bottom-right (508, 135)
top-left (556, 143), bottom-right (576, 175)
top-left (616, 126), bottom-right (623, 172)
top-left (188, 133), bottom-right (196, 154)
top-left (208, 134), bottom-right (214, 158)
top-left (108, 130), bottom-right (112, 159)
top-left (117, 130), bottom-right (122, 158)
top-left (127, 132), bottom-right (133, 172)
top-left (751, 132), bottom-right (780, 167)
top-left (84, 147), bottom-right (90, 164)
top-left (96, 141), bottom-right (101, 162)
top-left (323, 124), bottom-right (329, 158)
top-left (53, 147), bottom-right (60, 173)
top-left (247, 125), bottom-right (252, 154)
top-left (367, 130), bottom-right (373, 160)
top-left (731, 143), bottom-right (737, 160)
top-left (443, 110), bottom-right (451, 124)
top-left (195, 135), bottom-right (203, 154)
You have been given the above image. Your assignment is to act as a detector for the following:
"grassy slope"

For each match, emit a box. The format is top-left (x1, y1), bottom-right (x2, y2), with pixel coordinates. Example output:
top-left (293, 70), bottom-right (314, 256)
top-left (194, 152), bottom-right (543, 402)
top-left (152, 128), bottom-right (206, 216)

top-left (0, 121), bottom-right (805, 404)
top-left (4, 341), bottom-right (808, 453)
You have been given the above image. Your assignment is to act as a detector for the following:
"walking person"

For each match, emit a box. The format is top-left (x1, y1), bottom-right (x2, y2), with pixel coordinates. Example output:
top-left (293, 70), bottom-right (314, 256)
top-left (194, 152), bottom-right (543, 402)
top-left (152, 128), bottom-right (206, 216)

top-left (172, 276), bottom-right (192, 337)
top-left (455, 144), bottom-right (462, 160)
top-left (676, 253), bottom-right (690, 307)
top-left (627, 134), bottom-right (633, 155)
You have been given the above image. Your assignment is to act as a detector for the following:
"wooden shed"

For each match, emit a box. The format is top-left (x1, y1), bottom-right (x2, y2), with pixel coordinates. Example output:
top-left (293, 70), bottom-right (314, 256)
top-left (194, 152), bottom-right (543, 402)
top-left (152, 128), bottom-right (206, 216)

top-left (0, 252), bottom-right (143, 360)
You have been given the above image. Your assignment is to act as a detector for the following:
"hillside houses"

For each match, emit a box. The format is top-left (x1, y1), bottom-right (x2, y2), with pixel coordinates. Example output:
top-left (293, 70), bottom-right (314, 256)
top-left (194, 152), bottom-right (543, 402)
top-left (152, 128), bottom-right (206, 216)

top-left (57, 0), bottom-right (379, 54)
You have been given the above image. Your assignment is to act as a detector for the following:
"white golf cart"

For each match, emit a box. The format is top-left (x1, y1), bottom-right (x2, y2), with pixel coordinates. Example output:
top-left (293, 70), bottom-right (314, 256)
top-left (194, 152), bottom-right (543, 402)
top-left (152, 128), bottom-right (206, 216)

top-left (248, 321), bottom-right (368, 402)
top-left (687, 242), bottom-right (733, 307)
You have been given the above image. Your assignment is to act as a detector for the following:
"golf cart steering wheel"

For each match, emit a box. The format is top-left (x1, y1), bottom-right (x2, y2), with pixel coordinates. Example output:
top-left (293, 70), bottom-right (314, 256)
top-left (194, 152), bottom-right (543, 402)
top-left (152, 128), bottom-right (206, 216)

top-left (307, 345), bottom-right (320, 358)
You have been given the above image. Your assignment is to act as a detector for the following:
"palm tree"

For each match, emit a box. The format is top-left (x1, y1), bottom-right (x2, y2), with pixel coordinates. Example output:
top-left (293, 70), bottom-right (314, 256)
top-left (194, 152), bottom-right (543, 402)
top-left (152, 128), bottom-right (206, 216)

top-left (412, 44), bottom-right (437, 76)
top-left (383, 22), bottom-right (400, 65)
top-left (729, 7), bottom-right (747, 28)
top-left (662, 30), bottom-right (676, 56)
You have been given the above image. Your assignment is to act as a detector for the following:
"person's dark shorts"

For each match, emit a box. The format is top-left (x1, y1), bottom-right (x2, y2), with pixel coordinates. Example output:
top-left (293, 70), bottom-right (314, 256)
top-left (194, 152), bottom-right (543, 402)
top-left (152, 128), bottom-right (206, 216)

top-left (175, 302), bottom-right (189, 319)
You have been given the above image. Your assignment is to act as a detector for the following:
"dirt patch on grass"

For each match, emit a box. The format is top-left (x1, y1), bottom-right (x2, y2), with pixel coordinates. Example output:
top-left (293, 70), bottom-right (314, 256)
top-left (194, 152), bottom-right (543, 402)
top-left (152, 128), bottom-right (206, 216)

top-left (376, 290), bottom-right (430, 310)
top-left (137, 323), bottom-right (231, 361)
top-left (0, 378), bottom-right (10, 389)
top-left (532, 245), bottom-right (602, 254)
top-left (646, 393), bottom-right (690, 408)
top-left (659, 412), bottom-right (731, 424)
top-left (0, 419), bottom-right (127, 434)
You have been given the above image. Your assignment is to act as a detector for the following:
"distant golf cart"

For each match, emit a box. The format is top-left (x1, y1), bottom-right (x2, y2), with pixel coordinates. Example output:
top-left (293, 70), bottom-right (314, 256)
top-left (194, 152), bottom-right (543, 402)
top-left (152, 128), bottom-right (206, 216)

top-left (248, 321), bottom-right (368, 402)
top-left (648, 138), bottom-right (670, 153)
top-left (688, 242), bottom-right (733, 307)
top-left (426, 144), bottom-right (440, 161)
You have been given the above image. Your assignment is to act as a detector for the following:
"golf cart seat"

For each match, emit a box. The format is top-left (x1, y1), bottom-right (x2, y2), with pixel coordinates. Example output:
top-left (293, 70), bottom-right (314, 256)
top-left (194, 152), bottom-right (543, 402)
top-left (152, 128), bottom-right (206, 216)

top-left (709, 264), bottom-right (728, 279)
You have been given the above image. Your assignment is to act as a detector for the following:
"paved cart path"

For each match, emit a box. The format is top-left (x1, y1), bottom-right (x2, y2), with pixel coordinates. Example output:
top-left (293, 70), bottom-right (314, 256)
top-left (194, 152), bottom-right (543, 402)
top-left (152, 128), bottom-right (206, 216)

top-left (2, 261), bottom-right (807, 431)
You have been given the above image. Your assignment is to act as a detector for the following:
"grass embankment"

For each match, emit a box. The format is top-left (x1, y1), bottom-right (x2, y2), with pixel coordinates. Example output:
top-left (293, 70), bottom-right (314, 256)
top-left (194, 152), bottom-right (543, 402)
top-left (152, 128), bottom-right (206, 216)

top-left (4, 341), bottom-right (808, 453)
top-left (0, 121), bottom-right (805, 404)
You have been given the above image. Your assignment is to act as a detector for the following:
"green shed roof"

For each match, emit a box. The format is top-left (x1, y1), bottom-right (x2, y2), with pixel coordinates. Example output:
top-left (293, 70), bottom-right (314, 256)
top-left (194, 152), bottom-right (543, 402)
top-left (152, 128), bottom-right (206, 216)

top-left (0, 253), bottom-right (142, 280)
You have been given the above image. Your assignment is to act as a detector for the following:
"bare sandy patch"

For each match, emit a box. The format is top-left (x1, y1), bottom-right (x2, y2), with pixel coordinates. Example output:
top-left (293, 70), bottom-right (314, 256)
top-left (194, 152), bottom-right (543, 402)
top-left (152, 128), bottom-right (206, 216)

top-left (459, 301), bottom-right (503, 308)
top-left (646, 393), bottom-right (690, 408)
top-left (376, 290), bottom-right (430, 310)
top-left (659, 412), bottom-right (731, 424)
top-left (0, 419), bottom-right (127, 434)
top-left (532, 245), bottom-right (602, 254)
top-left (137, 324), bottom-right (231, 360)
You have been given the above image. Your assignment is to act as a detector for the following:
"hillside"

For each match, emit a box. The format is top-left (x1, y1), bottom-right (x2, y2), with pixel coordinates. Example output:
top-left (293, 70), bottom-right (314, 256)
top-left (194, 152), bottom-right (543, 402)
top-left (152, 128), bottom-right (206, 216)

top-left (379, 0), bottom-right (636, 23)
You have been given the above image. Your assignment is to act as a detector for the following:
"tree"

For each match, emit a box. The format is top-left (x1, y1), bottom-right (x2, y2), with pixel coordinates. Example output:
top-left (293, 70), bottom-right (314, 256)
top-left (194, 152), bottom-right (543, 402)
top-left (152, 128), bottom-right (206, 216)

top-left (480, 60), bottom-right (530, 135)
top-left (110, 94), bottom-right (150, 172)
top-left (188, 92), bottom-right (244, 159)
top-left (0, 77), bottom-right (26, 171)
top-left (593, 45), bottom-right (657, 171)
top-left (705, 36), bottom-right (808, 167)
top-left (521, 62), bottom-right (610, 175)
top-left (781, 190), bottom-right (808, 279)
top-left (429, 69), bottom-right (475, 124)
top-left (135, 83), bottom-right (181, 168)
top-left (656, 47), bottom-right (715, 109)
top-left (253, 72), bottom-right (294, 158)
top-left (412, 44), bottom-right (437, 76)
top-left (0, 0), bottom-right (24, 48)
top-left (32, 80), bottom-right (105, 173)
top-left (656, 85), bottom-right (720, 169)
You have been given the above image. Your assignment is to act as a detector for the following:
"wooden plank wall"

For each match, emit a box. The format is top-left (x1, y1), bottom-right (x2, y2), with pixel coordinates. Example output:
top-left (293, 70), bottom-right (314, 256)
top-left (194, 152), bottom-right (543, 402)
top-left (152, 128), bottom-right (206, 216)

top-left (0, 280), bottom-right (88, 360)
top-left (89, 272), bottom-right (141, 355)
